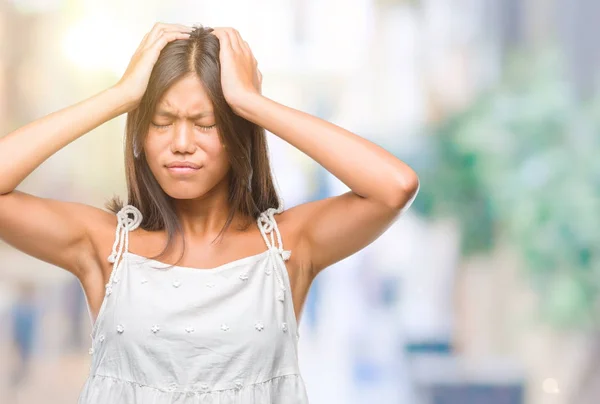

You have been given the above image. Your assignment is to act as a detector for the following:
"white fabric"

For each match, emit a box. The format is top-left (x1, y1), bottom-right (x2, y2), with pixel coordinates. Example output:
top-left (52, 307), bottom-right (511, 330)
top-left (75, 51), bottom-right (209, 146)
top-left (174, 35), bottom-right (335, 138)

top-left (79, 205), bottom-right (308, 403)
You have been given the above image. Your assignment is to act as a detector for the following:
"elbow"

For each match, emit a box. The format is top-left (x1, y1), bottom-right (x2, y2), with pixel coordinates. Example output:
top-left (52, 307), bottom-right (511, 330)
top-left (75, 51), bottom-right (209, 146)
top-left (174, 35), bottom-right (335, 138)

top-left (0, 177), bottom-right (18, 196)
top-left (0, 184), bottom-right (16, 196)
top-left (385, 170), bottom-right (420, 211)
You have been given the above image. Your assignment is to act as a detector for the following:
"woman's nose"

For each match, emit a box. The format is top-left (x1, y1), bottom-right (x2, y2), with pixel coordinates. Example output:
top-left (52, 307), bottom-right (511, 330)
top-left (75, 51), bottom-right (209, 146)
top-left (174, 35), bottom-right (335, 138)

top-left (170, 122), bottom-right (197, 154)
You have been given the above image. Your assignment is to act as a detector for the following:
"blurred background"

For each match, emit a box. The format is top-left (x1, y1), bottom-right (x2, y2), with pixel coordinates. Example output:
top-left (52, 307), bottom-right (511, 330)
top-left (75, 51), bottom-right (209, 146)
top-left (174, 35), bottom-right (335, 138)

top-left (1, 0), bottom-right (599, 403)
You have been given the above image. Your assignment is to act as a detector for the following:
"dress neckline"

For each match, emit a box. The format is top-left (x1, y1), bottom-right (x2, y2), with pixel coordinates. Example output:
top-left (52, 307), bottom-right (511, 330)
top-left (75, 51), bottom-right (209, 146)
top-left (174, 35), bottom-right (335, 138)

top-left (124, 249), bottom-right (272, 274)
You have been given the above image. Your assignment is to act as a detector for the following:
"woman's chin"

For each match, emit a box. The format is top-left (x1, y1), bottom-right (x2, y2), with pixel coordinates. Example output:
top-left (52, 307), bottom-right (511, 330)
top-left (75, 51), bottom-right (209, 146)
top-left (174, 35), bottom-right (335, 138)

top-left (163, 186), bottom-right (208, 201)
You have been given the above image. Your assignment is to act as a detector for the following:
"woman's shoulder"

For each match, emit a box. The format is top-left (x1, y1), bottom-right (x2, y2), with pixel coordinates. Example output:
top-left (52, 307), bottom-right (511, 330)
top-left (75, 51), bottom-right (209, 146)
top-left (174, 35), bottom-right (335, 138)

top-left (81, 204), bottom-right (143, 265)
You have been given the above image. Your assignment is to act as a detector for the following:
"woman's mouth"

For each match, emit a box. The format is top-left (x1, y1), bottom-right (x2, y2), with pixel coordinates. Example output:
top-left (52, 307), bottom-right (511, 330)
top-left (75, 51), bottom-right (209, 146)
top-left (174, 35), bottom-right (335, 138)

top-left (165, 162), bottom-right (202, 176)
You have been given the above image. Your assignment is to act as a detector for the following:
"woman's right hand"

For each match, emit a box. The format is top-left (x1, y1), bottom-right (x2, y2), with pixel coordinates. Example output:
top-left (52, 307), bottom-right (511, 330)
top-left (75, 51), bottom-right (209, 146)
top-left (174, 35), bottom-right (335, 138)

top-left (115, 23), bottom-right (193, 109)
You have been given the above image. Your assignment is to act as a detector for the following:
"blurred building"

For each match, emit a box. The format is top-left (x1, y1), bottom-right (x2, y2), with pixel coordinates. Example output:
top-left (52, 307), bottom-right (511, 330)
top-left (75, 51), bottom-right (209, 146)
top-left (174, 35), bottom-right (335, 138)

top-left (2, 1), bottom-right (599, 404)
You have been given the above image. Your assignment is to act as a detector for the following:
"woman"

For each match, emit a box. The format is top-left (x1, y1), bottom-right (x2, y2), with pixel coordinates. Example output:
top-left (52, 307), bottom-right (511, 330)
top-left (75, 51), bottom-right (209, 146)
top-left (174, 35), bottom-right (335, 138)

top-left (0, 24), bottom-right (419, 403)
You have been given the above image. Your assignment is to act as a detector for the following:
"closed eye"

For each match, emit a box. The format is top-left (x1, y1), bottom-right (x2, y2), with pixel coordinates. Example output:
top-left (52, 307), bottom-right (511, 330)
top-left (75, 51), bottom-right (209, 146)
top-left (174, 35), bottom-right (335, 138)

top-left (196, 124), bottom-right (217, 132)
top-left (151, 123), bottom-right (171, 129)
top-left (151, 123), bottom-right (216, 132)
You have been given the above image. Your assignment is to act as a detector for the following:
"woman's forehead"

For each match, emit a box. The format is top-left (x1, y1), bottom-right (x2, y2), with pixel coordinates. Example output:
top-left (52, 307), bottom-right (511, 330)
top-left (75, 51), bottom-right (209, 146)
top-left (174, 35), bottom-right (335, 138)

top-left (157, 74), bottom-right (214, 114)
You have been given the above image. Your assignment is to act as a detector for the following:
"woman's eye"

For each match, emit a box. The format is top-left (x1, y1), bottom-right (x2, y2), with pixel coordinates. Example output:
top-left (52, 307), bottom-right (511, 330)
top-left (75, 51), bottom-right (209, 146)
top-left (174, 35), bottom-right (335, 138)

top-left (195, 124), bottom-right (217, 132)
top-left (151, 122), bottom-right (171, 129)
top-left (150, 122), bottom-right (216, 132)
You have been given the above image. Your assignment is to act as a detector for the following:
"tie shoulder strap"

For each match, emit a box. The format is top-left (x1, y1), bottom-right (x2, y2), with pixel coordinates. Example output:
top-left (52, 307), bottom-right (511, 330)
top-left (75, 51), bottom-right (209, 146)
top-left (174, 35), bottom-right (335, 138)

top-left (257, 205), bottom-right (291, 261)
top-left (106, 205), bottom-right (142, 285)
top-left (257, 205), bottom-right (291, 303)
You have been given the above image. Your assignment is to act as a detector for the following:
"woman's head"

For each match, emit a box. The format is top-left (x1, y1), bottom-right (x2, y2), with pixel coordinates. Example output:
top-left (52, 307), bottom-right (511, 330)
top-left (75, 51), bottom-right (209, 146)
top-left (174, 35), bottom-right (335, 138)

top-left (108, 26), bottom-right (280, 257)
top-left (143, 71), bottom-right (228, 201)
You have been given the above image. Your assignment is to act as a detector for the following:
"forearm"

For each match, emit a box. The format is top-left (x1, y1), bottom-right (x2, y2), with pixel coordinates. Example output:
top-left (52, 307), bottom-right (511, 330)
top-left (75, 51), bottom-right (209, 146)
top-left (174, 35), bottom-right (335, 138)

top-left (0, 85), bottom-right (134, 195)
top-left (235, 94), bottom-right (419, 208)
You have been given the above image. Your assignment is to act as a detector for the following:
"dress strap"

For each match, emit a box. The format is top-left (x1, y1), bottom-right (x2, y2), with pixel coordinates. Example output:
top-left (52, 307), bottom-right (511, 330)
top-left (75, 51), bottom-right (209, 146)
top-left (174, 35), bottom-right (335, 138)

top-left (257, 206), bottom-right (291, 302)
top-left (257, 206), bottom-right (291, 261)
top-left (106, 205), bottom-right (142, 285)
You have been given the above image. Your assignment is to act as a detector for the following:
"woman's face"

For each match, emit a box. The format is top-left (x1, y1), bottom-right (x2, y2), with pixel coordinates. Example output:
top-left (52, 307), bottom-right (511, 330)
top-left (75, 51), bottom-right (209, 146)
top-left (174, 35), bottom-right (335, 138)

top-left (144, 73), bottom-right (230, 200)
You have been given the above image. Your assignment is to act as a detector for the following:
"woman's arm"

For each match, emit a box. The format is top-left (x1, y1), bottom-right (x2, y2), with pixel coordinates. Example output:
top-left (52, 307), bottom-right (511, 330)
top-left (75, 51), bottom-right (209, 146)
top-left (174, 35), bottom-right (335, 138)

top-left (212, 28), bottom-right (419, 275)
top-left (0, 23), bottom-right (192, 278)
top-left (0, 88), bottom-right (133, 276)
top-left (0, 87), bottom-right (134, 195)
top-left (235, 95), bottom-right (419, 209)
top-left (238, 95), bottom-right (419, 274)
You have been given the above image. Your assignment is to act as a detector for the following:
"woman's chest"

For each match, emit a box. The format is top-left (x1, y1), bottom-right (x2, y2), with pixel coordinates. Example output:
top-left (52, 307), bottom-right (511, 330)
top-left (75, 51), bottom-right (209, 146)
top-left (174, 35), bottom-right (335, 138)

top-left (99, 253), bottom-right (292, 344)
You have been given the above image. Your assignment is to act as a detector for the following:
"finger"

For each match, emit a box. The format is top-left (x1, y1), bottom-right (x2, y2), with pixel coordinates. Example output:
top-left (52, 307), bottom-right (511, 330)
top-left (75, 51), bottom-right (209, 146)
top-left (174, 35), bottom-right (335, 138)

top-left (166, 23), bottom-right (194, 32)
top-left (224, 28), bottom-right (243, 54)
top-left (210, 27), bottom-right (227, 40)
top-left (152, 22), bottom-right (194, 32)
top-left (135, 32), bottom-right (150, 53)
top-left (232, 30), bottom-right (248, 55)
top-left (212, 28), bottom-right (232, 52)
top-left (241, 40), bottom-right (253, 58)
top-left (147, 22), bottom-right (165, 43)
top-left (147, 31), bottom-right (191, 53)
top-left (147, 23), bottom-right (193, 43)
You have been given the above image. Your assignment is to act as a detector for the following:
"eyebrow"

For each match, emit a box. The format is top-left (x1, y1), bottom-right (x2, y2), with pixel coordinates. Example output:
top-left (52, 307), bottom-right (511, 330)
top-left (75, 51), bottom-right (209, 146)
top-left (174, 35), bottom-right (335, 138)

top-left (155, 109), bottom-right (214, 120)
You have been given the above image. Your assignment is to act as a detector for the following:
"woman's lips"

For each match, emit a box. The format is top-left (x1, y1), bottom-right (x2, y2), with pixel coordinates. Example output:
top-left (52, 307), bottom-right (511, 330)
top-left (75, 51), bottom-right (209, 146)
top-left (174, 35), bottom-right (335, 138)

top-left (165, 164), bottom-right (202, 176)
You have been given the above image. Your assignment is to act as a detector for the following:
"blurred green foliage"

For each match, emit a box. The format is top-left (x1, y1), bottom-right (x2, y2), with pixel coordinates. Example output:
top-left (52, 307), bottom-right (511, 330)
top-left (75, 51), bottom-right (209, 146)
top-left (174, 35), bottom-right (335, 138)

top-left (414, 51), bottom-right (600, 328)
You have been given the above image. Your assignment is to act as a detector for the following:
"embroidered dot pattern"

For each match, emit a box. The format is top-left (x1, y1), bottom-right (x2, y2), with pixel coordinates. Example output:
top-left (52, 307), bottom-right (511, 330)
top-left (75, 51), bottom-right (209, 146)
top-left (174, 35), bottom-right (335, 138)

top-left (98, 205), bottom-right (301, 396)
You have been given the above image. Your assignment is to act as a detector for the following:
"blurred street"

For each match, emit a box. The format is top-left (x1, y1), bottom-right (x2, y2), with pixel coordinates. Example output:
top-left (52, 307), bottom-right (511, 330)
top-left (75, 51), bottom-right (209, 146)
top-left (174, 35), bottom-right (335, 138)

top-left (0, 340), bottom-right (89, 403)
top-left (3, 0), bottom-right (600, 403)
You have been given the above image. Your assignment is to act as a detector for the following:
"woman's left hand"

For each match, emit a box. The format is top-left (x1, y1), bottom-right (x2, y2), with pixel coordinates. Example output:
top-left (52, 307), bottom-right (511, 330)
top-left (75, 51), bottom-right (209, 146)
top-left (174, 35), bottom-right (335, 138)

top-left (211, 27), bottom-right (262, 114)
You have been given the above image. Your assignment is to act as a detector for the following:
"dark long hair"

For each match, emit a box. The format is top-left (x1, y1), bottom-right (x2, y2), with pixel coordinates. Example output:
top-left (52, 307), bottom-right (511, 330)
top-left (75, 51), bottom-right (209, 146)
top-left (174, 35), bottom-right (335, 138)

top-left (107, 26), bottom-right (280, 261)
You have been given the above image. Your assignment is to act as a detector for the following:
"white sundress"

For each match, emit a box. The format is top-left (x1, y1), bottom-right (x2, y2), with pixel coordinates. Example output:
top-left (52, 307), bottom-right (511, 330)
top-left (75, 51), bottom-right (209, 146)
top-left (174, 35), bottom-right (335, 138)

top-left (78, 204), bottom-right (309, 403)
